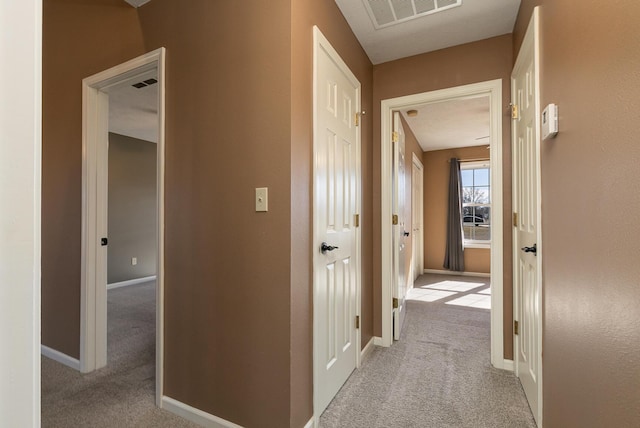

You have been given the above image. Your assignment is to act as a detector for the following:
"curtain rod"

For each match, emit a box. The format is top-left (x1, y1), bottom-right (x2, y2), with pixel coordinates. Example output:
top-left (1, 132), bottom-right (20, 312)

top-left (447, 157), bottom-right (490, 163)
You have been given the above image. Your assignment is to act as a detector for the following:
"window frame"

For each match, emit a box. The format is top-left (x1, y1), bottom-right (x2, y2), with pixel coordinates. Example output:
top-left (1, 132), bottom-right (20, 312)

top-left (460, 160), bottom-right (491, 249)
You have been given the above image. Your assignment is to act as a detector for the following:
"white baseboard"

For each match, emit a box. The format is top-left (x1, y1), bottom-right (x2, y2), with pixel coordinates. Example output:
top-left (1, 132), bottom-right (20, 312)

top-left (373, 336), bottom-right (385, 347)
top-left (107, 275), bottom-right (156, 290)
top-left (423, 269), bottom-right (490, 278)
top-left (303, 417), bottom-right (314, 428)
top-left (360, 337), bottom-right (375, 363)
top-left (162, 396), bottom-right (244, 428)
top-left (41, 345), bottom-right (80, 371)
top-left (501, 359), bottom-right (515, 371)
top-left (492, 358), bottom-right (515, 372)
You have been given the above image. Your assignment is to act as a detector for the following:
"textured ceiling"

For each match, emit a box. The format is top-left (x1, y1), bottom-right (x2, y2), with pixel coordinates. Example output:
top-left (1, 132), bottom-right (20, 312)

top-left (401, 96), bottom-right (490, 152)
top-left (107, 70), bottom-right (158, 143)
top-left (123, 0), bottom-right (151, 7)
top-left (335, 0), bottom-right (521, 64)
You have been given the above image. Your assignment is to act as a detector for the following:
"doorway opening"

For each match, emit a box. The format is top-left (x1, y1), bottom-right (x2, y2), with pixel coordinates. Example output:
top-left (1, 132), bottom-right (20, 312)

top-left (380, 80), bottom-right (510, 371)
top-left (80, 48), bottom-right (166, 405)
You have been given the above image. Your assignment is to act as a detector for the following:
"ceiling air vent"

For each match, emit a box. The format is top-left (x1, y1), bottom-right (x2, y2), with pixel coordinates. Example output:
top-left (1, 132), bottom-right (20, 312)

top-left (365, 0), bottom-right (462, 29)
top-left (131, 78), bottom-right (158, 89)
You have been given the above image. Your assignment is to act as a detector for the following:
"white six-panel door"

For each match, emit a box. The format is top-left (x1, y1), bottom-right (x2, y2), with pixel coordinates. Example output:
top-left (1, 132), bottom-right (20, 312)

top-left (313, 27), bottom-right (361, 417)
top-left (512, 8), bottom-right (542, 426)
top-left (392, 112), bottom-right (407, 340)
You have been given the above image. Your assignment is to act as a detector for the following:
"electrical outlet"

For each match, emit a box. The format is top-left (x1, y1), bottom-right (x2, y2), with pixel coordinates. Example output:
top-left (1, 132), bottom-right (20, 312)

top-left (131, 257), bottom-right (137, 266)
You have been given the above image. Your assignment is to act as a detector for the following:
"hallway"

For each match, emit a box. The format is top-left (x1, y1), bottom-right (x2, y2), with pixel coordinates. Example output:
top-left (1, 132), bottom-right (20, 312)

top-left (320, 274), bottom-right (536, 428)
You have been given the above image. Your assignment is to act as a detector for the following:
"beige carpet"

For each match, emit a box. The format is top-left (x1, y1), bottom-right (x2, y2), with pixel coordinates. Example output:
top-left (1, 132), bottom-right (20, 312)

top-left (41, 281), bottom-right (197, 427)
top-left (43, 275), bottom-right (535, 427)
top-left (319, 273), bottom-right (537, 428)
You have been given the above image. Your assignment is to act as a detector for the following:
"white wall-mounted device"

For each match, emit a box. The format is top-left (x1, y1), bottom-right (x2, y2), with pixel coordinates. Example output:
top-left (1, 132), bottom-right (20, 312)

top-left (541, 103), bottom-right (558, 141)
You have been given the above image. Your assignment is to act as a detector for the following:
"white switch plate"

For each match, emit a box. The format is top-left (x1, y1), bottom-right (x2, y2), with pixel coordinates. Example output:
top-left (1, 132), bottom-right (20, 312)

top-left (131, 257), bottom-right (137, 266)
top-left (256, 187), bottom-right (268, 212)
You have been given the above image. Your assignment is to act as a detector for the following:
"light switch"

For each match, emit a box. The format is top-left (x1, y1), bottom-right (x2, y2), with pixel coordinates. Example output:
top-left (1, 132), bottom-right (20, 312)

top-left (256, 187), bottom-right (268, 212)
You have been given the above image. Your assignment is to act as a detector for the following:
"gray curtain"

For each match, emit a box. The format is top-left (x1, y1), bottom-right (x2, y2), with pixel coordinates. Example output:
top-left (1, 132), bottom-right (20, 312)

top-left (444, 158), bottom-right (464, 271)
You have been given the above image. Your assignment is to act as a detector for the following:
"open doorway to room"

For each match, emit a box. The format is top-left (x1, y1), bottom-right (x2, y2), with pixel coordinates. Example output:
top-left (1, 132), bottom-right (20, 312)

top-left (103, 66), bottom-right (159, 392)
top-left (380, 80), bottom-right (509, 371)
top-left (40, 49), bottom-right (168, 427)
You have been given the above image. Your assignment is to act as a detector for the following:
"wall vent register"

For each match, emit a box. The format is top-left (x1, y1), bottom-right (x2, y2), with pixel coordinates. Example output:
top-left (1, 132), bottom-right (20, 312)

top-left (365, 0), bottom-right (462, 29)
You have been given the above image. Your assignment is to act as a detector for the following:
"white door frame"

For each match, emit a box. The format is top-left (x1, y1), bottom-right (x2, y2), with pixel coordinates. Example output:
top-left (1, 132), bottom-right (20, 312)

top-left (512, 7), bottom-right (543, 425)
top-left (380, 80), bottom-right (509, 370)
top-left (312, 25), bottom-right (362, 422)
top-left (81, 48), bottom-right (166, 405)
top-left (411, 153), bottom-right (424, 282)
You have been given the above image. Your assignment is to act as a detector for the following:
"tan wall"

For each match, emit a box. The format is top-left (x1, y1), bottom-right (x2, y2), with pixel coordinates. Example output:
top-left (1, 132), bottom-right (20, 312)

top-left (372, 35), bottom-right (514, 358)
top-left (42, 0), bottom-right (146, 358)
top-left (44, 0), bottom-right (370, 425)
top-left (514, 2), bottom-right (640, 426)
top-left (138, 1), bottom-right (293, 426)
top-left (107, 133), bottom-right (157, 284)
top-left (423, 146), bottom-right (491, 274)
top-left (290, 2), bottom-right (373, 425)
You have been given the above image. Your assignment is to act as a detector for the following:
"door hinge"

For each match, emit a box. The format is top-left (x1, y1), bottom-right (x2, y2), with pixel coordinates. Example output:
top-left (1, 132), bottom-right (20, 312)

top-left (511, 104), bottom-right (519, 120)
top-left (392, 298), bottom-right (399, 309)
top-left (355, 315), bottom-right (360, 329)
top-left (514, 320), bottom-right (519, 335)
top-left (392, 214), bottom-right (399, 225)
top-left (354, 214), bottom-right (360, 227)
top-left (354, 112), bottom-right (360, 126)
top-left (392, 131), bottom-right (399, 143)
top-left (513, 212), bottom-right (518, 227)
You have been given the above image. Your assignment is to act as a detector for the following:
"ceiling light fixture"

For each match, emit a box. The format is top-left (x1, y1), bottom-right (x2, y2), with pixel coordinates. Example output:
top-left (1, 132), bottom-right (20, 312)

top-left (407, 109), bottom-right (418, 117)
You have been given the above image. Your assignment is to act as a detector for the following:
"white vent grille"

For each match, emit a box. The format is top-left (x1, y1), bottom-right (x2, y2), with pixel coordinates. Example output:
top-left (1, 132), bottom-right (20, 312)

top-left (365, 0), bottom-right (462, 29)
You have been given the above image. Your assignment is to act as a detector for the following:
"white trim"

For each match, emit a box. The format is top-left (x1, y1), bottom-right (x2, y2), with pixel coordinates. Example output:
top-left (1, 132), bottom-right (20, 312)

top-left (312, 26), bottom-right (362, 420)
top-left (0, 0), bottom-right (42, 422)
top-left (40, 345), bottom-right (80, 371)
top-left (360, 337), bottom-right (375, 363)
top-left (161, 396), bottom-right (244, 428)
top-left (463, 243), bottom-right (491, 250)
top-left (512, 7), bottom-right (543, 426)
top-left (502, 359), bottom-right (515, 372)
top-left (423, 268), bottom-right (490, 278)
top-left (373, 336), bottom-right (385, 347)
top-left (411, 153), bottom-right (424, 282)
top-left (81, 49), bottom-right (166, 410)
top-left (107, 275), bottom-right (156, 290)
top-left (303, 417), bottom-right (315, 428)
top-left (381, 80), bottom-right (504, 371)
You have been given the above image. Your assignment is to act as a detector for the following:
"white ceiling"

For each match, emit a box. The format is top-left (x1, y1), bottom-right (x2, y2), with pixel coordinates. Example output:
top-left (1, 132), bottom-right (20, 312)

top-left (107, 70), bottom-right (158, 143)
top-left (400, 96), bottom-right (490, 152)
top-left (335, 0), bottom-right (521, 64)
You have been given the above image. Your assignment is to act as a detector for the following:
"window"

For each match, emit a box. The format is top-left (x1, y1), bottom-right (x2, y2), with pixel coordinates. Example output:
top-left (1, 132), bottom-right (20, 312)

top-left (461, 161), bottom-right (491, 247)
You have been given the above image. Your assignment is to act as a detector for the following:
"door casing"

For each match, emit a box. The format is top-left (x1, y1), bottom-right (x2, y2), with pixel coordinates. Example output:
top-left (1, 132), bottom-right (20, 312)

top-left (411, 153), bottom-right (424, 282)
top-left (81, 48), bottom-right (166, 406)
top-left (380, 80), bottom-right (508, 371)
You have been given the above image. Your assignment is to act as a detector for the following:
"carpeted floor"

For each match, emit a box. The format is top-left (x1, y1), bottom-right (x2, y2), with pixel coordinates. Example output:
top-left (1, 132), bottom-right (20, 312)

top-left (319, 273), bottom-right (537, 428)
top-left (41, 281), bottom-right (197, 428)
top-left (43, 275), bottom-right (535, 428)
